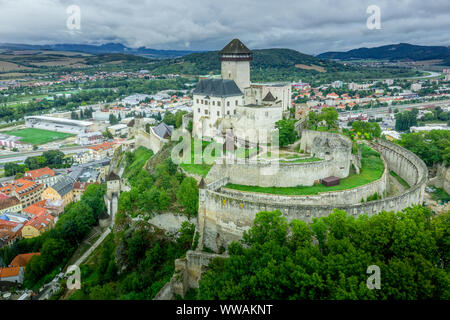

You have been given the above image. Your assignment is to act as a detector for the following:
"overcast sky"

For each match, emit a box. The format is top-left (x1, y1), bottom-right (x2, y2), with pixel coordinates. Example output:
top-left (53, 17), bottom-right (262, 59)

top-left (0, 0), bottom-right (449, 55)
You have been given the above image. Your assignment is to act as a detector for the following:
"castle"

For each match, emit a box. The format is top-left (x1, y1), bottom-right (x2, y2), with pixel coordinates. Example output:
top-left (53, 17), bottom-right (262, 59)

top-left (192, 39), bottom-right (291, 145)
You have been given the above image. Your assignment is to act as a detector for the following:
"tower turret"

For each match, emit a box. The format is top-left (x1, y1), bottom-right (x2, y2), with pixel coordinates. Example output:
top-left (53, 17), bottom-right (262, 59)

top-left (219, 39), bottom-right (252, 91)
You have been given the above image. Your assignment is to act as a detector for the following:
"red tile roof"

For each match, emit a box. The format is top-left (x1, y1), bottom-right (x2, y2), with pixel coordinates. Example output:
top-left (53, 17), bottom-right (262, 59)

top-left (25, 167), bottom-right (55, 180)
top-left (0, 179), bottom-right (43, 198)
top-left (23, 204), bottom-right (48, 217)
top-left (0, 266), bottom-right (22, 278)
top-left (9, 253), bottom-right (40, 267)
top-left (24, 213), bottom-right (54, 230)
top-left (88, 141), bottom-right (115, 151)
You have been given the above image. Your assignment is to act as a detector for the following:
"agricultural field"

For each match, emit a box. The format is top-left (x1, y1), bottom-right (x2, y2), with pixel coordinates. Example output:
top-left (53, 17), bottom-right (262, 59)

top-left (3, 128), bottom-right (75, 145)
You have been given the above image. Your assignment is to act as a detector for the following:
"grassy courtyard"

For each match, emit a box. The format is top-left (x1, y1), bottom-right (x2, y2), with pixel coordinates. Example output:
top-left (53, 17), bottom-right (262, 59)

top-left (225, 144), bottom-right (385, 195)
top-left (3, 128), bottom-right (75, 145)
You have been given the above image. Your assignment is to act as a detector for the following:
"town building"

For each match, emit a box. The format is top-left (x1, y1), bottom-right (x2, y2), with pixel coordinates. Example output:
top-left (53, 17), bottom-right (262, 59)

top-left (73, 182), bottom-right (92, 202)
top-left (24, 167), bottom-right (59, 188)
top-left (9, 252), bottom-right (40, 267)
top-left (21, 212), bottom-right (55, 239)
top-left (0, 196), bottom-right (22, 215)
top-left (76, 131), bottom-right (103, 146)
top-left (88, 141), bottom-right (117, 160)
top-left (0, 267), bottom-right (24, 285)
top-left (41, 176), bottom-right (75, 208)
top-left (107, 123), bottom-right (129, 136)
top-left (25, 116), bottom-right (93, 134)
top-left (0, 179), bottom-right (44, 208)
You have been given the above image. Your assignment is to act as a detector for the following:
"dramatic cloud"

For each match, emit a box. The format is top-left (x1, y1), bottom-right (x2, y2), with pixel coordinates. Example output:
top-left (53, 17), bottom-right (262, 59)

top-left (0, 0), bottom-right (449, 54)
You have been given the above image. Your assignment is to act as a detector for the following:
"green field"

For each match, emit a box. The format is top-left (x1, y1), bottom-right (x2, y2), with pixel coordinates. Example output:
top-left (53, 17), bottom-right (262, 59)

top-left (3, 128), bottom-right (75, 145)
top-left (225, 145), bottom-right (385, 195)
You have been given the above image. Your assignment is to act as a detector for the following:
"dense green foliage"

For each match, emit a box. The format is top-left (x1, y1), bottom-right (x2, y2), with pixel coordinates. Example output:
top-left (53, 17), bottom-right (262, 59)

top-left (119, 146), bottom-right (198, 218)
top-left (197, 207), bottom-right (450, 299)
top-left (4, 150), bottom-right (70, 176)
top-left (398, 130), bottom-right (450, 166)
top-left (0, 184), bottom-right (106, 289)
top-left (395, 108), bottom-right (418, 131)
top-left (147, 49), bottom-right (421, 82)
top-left (318, 43), bottom-right (450, 62)
top-left (307, 107), bottom-right (339, 130)
top-left (275, 120), bottom-right (298, 147)
top-left (69, 220), bottom-right (197, 300)
top-left (349, 121), bottom-right (382, 140)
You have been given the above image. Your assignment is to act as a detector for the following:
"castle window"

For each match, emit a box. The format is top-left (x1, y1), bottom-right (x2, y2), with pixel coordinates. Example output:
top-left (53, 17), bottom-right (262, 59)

top-left (235, 100), bottom-right (238, 106)
top-left (218, 102), bottom-right (221, 106)
top-left (227, 101), bottom-right (230, 107)
top-left (205, 110), bottom-right (208, 115)
top-left (196, 99), bottom-right (199, 103)
top-left (227, 111), bottom-right (230, 115)
top-left (212, 101), bottom-right (215, 106)
top-left (198, 108), bottom-right (200, 113)
top-left (217, 111), bottom-right (220, 116)
top-left (234, 110), bottom-right (236, 115)
top-left (201, 100), bottom-right (203, 104)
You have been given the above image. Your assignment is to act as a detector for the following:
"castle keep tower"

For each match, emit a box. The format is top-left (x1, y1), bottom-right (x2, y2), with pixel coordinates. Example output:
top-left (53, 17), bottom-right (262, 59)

top-left (219, 39), bottom-right (253, 92)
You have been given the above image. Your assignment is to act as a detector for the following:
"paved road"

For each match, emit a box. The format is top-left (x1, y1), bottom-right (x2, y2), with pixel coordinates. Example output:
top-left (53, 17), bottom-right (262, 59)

top-left (0, 146), bottom-right (87, 165)
top-left (339, 99), bottom-right (450, 118)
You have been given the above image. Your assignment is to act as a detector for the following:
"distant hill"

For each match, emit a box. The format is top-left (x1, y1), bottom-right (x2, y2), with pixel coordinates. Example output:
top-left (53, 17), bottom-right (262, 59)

top-left (0, 42), bottom-right (198, 59)
top-left (318, 43), bottom-right (450, 63)
top-left (147, 48), bottom-right (353, 77)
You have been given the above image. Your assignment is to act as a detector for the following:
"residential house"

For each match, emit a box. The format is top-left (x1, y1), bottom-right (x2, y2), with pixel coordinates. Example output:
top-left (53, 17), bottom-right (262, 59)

top-left (0, 179), bottom-right (44, 208)
top-left (24, 167), bottom-right (59, 188)
top-left (0, 267), bottom-right (24, 284)
top-left (21, 212), bottom-right (55, 239)
top-left (9, 252), bottom-right (40, 267)
top-left (0, 196), bottom-right (22, 215)
top-left (41, 176), bottom-right (75, 207)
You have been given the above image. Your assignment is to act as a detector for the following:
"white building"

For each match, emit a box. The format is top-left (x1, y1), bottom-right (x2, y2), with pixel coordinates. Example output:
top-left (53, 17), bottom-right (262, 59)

top-left (76, 131), bottom-right (104, 146)
top-left (411, 83), bottom-right (422, 92)
top-left (25, 116), bottom-right (92, 134)
top-left (192, 39), bottom-right (290, 145)
top-left (107, 124), bottom-right (128, 136)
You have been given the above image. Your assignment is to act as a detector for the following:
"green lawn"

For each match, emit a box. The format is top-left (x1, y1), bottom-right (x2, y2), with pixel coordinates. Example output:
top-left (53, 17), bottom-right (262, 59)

top-left (3, 128), bottom-right (75, 145)
top-left (180, 139), bottom-right (259, 177)
top-left (123, 146), bottom-right (154, 179)
top-left (390, 170), bottom-right (410, 189)
top-left (225, 145), bottom-right (384, 195)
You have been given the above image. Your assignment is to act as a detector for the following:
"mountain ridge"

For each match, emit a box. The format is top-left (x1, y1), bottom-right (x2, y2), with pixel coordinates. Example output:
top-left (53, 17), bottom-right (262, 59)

top-left (0, 42), bottom-right (200, 59)
top-left (318, 43), bottom-right (450, 64)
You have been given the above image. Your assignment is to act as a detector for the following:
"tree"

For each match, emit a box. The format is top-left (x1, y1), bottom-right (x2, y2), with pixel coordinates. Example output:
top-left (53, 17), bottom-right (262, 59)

top-left (103, 129), bottom-right (113, 139)
top-left (176, 177), bottom-right (199, 218)
top-left (109, 114), bottom-right (119, 125)
top-left (197, 207), bottom-right (450, 300)
top-left (275, 119), bottom-right (297, 147)
top-left (320, 107), bottom-right (338, 129)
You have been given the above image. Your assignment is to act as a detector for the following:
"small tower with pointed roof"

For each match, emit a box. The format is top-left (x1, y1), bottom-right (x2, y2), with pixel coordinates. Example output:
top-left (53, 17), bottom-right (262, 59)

top-left (219, 39), bottom-right (252, 92)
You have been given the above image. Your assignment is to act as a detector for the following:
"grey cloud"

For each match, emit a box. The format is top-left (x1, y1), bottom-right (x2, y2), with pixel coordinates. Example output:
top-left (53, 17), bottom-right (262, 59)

top-left (0, 0), bottom-right (448, 54)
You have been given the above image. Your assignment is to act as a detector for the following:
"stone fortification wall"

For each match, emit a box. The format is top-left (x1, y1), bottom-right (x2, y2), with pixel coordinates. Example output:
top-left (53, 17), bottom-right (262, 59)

top-left (205, 130), bottom-right (353, 187)
top-left (135, 129), bottom-right (167, 154)
top-left (199, 138), bottom-right (427, 252)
